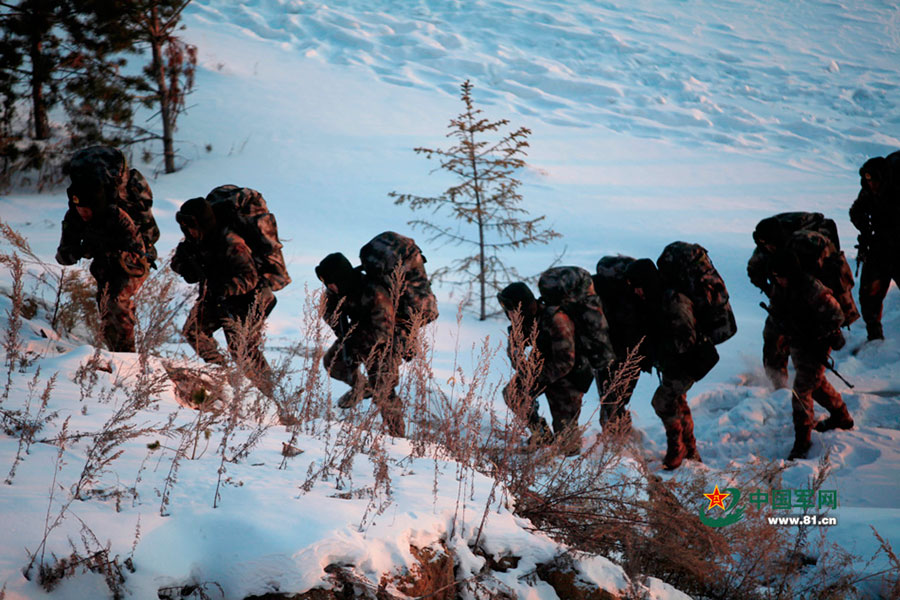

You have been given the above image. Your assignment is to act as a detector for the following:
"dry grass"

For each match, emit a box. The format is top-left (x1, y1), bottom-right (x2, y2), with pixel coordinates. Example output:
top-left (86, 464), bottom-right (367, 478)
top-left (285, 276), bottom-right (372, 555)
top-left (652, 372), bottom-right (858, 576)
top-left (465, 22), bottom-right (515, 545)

top-left (0, 219), bottom-right (894, 599)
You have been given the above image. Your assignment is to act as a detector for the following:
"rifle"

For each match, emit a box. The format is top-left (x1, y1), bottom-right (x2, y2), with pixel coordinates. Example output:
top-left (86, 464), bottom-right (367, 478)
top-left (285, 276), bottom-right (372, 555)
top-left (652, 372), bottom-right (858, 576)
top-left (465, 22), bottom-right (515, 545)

top-left (759, 302), bottom-right (855, 389)
top-left (336, 313), bottom-right (352, 366)
top-left (825, 356), bottom-right (855, 389)
top-left (854, 243), bottom-right (864, 278)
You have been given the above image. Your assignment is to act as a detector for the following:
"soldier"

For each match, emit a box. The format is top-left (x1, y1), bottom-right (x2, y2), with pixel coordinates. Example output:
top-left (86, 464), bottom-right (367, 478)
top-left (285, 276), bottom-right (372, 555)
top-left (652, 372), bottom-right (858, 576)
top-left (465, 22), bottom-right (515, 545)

top-left (593, 255), bottom-right (652, 430)
top-left (172, 197), bottom-right (276, 395)
top-left (314, 252), bottom-right (369, 408)
top-left (498, 278), bottom-right (597, 456)
top-left (767, 251), bottom-right (854, 460)
top-left (626, 258), bottom-right (713, 470)
top-left (748, 213), bottom-right (857, 387)
top-left (850, 152), bottom-right (900, 341)
top-left (55, 146), bottom-right (159, 353)
top-left (314, 250), bottom-right (408, 438)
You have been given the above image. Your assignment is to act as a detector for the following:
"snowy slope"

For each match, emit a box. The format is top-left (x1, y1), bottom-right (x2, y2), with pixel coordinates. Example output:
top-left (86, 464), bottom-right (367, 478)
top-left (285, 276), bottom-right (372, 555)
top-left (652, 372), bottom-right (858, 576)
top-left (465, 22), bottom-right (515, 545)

top-left (2, 0), bottom-right (900, 598)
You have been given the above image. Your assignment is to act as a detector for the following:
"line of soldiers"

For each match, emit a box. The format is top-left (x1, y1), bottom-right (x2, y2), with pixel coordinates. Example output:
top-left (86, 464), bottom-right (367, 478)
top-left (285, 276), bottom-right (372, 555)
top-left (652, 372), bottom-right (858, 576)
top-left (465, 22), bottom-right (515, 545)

top-left (56, 146), bottom-right (290, 396)
top-left (55, 145), bottom-right (897, 466)
top-left (497, 247), bottom-right (732, 469)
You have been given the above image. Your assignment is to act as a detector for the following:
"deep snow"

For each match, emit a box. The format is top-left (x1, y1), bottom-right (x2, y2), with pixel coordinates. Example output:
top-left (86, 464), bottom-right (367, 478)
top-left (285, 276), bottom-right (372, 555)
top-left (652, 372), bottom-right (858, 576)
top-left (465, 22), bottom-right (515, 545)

top-left (1, 0), bottom-right (899, 598)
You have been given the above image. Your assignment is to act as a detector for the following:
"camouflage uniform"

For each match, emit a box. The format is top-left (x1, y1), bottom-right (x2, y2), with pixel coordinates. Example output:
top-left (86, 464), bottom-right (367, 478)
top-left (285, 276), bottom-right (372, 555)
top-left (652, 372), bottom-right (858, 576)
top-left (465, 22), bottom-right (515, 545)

top-left (649, 288), bottom-right (715, 469)
top-left (748, 213), bottom-right (857, 386)
top-left (850, 153), bottom-right (900, 340)
top-left (502, 299), bottom-right (593, 440)
top-left (172, 199), bottom-right (275, 394)
top-left (55, 146), bottom-right (158, 353)
top-left (317, 252), bottom-right (407, 437)
top-left (769, 270), bottom-right (853, 459)
top-left (593, 255), bottom-right (650, 428)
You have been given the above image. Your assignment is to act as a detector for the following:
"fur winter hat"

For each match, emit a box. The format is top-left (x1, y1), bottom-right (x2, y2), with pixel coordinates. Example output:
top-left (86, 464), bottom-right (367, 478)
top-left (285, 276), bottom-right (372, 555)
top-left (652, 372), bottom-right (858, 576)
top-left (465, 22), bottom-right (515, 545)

top-left (753, 216), bottom-right (787, 248)
top-left (497, 282), bottom-right (536, 313)
top-left (315, 252), bottom-right (356, 289)
top-left (625, 258), bottom-right (661, 300)
top-left (176, 197), bottom-right (217, 239)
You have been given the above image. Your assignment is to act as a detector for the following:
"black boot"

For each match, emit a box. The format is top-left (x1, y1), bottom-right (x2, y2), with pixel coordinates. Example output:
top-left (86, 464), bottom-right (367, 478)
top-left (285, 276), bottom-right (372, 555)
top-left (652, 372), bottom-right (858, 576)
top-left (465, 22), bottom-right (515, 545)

top-left (815, 405), bottom-right (854, 432)
top-left (787, 426), bottom-right (812, 460)
top-left (521, 418), bottom-right (554, 451)
top-left (867, 322), bottom-right (884, 342)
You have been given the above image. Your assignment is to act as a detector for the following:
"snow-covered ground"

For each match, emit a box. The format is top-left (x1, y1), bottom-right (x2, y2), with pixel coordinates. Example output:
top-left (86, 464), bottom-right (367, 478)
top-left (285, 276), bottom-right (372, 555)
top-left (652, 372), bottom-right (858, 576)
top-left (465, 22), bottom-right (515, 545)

top-left (2, 0), bottom-right (900, 598)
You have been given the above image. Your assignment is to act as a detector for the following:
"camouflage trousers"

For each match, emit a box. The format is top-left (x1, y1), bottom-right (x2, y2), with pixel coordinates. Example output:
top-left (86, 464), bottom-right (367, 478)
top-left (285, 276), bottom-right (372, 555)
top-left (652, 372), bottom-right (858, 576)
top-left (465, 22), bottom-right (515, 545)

top-left (790, 346), bottom-right (847, 440)
top-left (182, 288), bottom-right (275, 395)
top-left (859, 257), bottom-right (900, 338)
top-left (594, 359), bottom-right (639, 428)
top-left (324, 340), bottom-right (404, 437)
top-left (650, 372), bottom-right (698, 455)
top-left (95, 273), bottom-right (146, 353)
top-left (762, 315), bottom-right (791, 389)
top-left (503, 374), bottom-right (585, 435)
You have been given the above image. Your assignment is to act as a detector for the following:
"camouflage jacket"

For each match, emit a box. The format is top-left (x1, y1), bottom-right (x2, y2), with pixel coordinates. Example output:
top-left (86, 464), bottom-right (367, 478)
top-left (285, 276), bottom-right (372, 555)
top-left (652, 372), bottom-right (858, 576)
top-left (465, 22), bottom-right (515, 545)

top-left (656, 289), bottom-right (699, 361)
top-left (769, 274), bottom-right (844, 346)
top-left (850, 189), bottom-right (900, 260)
top-left (508, 305), bottom-right (592, 391)
top-left (343, 279), bottom-right (397, 360)
top-left (171, 229), bottom-right (259, 299)
top-left (322, 286), bottom-right (363, 339)
top-left (646, 288), bottom-right (721, 378)
top-left (57, 205), bottom-right (148, 280)
top-left (747, 247), bottom-right (773, 294)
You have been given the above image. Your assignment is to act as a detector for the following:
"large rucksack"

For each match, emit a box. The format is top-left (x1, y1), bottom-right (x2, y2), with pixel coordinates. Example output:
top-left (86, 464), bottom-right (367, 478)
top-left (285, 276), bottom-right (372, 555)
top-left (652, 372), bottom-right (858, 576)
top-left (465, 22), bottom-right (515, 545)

top-left (656, 242), bottom-right (737, 345)
top-left (771, 212), bottom-right (840, 250)
top-left (205, 185), bottom-right (291, 291)
top-left (593, 255), bottom-right (636, 299)
top-left (538, 266), bottom-right (615, 371)
top-left (359, 232), bottom-right (439, 329)
top-left (67, 145), bottom-right (160, 265)
top-left (787, 230), bottom-right (860, 327)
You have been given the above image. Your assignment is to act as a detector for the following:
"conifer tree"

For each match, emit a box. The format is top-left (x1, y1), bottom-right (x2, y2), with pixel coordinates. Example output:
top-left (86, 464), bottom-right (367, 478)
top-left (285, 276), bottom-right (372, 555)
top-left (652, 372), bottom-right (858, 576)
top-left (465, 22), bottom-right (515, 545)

top-left (125, 0), bottom-right (196, 174)
top-left (0, 0), bottom-right (70, 141)
top-left (391, 80), bottom-right (561, 321)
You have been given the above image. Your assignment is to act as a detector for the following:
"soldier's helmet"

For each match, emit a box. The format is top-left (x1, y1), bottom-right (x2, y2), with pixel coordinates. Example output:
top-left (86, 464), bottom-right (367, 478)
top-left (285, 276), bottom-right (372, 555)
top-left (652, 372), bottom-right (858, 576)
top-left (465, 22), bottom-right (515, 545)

top-left (497, 282), bottom-right (536, 315)
top-left (859, 156), bottom-right (887, 193)
top-left (64, 146), bottom-right (127, 210)
top-left (315, 253), bottom-right (356, 292)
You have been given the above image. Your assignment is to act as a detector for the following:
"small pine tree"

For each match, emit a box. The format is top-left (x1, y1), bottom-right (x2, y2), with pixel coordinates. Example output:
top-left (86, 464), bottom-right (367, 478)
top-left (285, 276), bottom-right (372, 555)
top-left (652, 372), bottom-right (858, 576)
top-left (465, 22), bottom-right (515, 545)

top-left (391, 80), bottom-right (561, 321)
top-left (127, 0), bottom-right (197, 174)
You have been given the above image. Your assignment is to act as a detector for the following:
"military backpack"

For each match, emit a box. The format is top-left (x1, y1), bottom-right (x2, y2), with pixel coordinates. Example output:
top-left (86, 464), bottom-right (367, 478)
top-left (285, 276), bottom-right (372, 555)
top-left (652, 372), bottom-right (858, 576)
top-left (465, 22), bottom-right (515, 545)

top-left (205, 185), bottom-right (291, 291)
top-left (67, 146), bottom-right (160, 265)
top-left (786, 230), bottom-right (860, 327)
top-left (538, 266), bottom-right (614, 371)
top-left (359, 231), bottom-right (439, 328)
top-left (656, 242), bottom-right (737, 345)
top-left (593, 255), bottom-right (636, 299)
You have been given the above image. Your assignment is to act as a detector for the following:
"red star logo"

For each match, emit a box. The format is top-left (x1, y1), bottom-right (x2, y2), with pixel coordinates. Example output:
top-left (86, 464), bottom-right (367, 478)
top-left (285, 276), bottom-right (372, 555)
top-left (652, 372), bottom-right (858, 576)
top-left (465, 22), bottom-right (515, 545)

top-left (704, 485), bottom-right (731, 511)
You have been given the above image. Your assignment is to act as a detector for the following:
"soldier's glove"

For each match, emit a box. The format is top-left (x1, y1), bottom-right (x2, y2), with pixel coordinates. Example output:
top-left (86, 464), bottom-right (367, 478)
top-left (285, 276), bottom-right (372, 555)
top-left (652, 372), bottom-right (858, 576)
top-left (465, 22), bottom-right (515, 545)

top-left (118, 251), bottom-right (148, 278)
top-left (55, 247), bottom-right (80, 266)
top-left (826, 330), bottom-right (846, 351)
